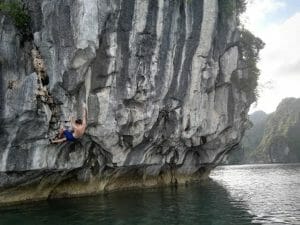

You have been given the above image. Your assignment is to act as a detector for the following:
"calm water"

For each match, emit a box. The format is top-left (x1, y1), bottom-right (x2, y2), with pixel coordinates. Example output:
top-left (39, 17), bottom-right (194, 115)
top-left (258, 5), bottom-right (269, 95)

top-left (0, 164), bottom-right (299, 225)
top-left (211, 163), bottom-right (300, 225)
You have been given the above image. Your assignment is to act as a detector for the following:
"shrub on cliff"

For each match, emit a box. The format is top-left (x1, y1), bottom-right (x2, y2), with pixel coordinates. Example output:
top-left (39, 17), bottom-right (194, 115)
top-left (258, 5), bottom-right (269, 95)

top-left (238, 29), bottom-right (265, 100)
top-left (0, 0), bottom-right (31, 43)
top-left (219, 0), bottom-right (247, 17)
top-left (218, 0), bottom-right (264, 101)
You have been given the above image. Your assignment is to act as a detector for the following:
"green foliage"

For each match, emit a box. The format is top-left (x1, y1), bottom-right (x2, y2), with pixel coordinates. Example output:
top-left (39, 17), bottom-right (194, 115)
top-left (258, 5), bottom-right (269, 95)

top-left (0, 0), bottom-right (30, 33)
top-left (216, 1), bottom-right (263, 103)
top-left (239, 29), bottom-right (265, 63)
top-left (287, 119), bottom-right (300, 159)
top-left (243, 99), bottom-right (300, 163)
top-left (219, 0), bottom-right (246, 17)
top-left (219, 0), bottom-right (264, 101)
top-left (219, 0), bottom-right (235, 17)
top-left (236, 28), bottom-right (265, 101)
top-left (236, 0), bottom-right (247, 15)
top-left (227, 111), bottom-right (268, 164)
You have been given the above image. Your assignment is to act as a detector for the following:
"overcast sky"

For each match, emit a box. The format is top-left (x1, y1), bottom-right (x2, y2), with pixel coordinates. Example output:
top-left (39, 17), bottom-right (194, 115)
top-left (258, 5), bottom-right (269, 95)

top-left (242, 0), bottom-right (300, 113)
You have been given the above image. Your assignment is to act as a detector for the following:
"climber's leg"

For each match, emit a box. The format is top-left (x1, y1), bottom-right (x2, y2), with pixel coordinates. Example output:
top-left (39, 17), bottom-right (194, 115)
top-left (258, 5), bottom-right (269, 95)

top-left (50, 137), bottom-right (67, 144)
top-left (58, 127), bottom-right (64, 138)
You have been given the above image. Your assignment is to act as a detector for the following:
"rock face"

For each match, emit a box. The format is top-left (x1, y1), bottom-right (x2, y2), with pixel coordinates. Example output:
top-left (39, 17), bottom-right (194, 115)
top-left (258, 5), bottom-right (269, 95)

top-left (227, 98), bottom-right (300, 164)
top-left (0, 0), bottom-right (253, 204)
top-left (253, 98), bottom-right (300, 163)
top-left (225, 110), bottom-right (268, 164)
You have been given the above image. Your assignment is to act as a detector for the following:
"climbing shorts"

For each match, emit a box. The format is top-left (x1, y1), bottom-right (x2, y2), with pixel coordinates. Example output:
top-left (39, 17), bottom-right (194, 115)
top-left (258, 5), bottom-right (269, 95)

top-left (63, 130), bottom-right (77, 142)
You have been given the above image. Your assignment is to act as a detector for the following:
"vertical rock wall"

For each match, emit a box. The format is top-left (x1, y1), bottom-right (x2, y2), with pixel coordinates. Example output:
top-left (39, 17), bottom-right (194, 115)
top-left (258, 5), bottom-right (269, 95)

top-left (0, 0), bottom-right (253, 204)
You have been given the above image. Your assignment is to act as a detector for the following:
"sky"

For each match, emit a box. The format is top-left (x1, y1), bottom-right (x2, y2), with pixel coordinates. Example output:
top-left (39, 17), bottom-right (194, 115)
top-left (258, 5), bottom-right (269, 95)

top-left (241, 0), bottom-right (300, 113)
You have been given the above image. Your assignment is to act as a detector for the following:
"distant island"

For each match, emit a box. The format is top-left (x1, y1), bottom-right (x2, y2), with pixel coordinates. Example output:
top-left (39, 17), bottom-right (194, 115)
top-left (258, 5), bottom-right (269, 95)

top-left (226, 97), bottom-right (300, 164)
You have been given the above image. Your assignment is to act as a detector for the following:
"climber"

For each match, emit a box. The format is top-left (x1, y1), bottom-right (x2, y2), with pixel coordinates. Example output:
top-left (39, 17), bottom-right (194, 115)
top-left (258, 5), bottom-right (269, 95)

top-left (50, 103), bottom-right (87, 144)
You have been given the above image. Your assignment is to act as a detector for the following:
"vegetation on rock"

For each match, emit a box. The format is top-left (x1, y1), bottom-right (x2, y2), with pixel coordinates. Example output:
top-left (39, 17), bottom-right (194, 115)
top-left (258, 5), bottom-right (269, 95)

top-left (219, 0), bottom-right (264, 102)
top-left (0, 0), bottom-right (31, 42)
top-left (226, 111), bottom-right (268, 164)
top-left (227, 98), bottom-right (300, 164)
top-left (219, 0), bottom-right (247, 17)
top-left (237, 29), bottom-right (265, 101)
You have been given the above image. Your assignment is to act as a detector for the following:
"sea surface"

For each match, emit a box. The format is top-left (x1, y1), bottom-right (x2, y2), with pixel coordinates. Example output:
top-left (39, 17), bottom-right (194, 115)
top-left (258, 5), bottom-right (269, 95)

top-left (0, 163), bottom-right (299, 225)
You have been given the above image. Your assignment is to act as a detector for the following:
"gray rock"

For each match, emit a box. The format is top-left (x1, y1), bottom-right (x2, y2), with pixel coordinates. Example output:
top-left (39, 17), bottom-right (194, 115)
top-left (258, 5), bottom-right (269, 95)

top-left (0, 0), bottom-right (255, 204)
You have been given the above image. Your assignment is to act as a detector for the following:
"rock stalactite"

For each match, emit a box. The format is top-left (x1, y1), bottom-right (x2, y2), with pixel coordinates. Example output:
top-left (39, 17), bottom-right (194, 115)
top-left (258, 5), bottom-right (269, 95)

top-left (0, 0), bottom-right (255, 204)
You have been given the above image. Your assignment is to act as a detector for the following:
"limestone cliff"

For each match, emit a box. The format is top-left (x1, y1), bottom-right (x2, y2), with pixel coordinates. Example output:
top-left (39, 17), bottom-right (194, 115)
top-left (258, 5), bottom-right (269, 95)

top-left (225, 110), bottom-right (268, 164)
top-left (250, 98), bottom-right (300, 163)
top-left (0, 0), bottom-right (259, 204)
top-left (226, 98), bottom-right (300, 164)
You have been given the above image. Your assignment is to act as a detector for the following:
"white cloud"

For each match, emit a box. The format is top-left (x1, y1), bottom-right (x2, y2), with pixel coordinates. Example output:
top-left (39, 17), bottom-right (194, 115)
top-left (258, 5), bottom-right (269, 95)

top-left (251, 76), bottom-right (300, 113)
top-left (241, 0), bottom-right (285, 34)
top-left (276, 59), bottom-right (300, 77)
top-left (259, 13), bottom-right (300, 79)
top-left (245, 1), bottom-right (300, 113)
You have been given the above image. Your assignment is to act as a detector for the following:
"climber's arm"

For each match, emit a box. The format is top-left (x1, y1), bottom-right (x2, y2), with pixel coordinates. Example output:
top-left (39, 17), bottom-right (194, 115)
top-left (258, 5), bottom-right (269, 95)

top-left (70, 116), bottom-right (77, 129)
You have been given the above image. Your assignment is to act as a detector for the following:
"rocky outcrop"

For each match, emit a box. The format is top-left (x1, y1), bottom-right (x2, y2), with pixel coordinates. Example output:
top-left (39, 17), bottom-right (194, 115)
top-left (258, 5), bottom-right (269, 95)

top-left (227, 98), bottom-right (300, 164)
top-left (0, 0), bottom-right (255, 204)
top-left (254, 98), bottom-right (300, 163)
top-left (225, 110), bottom-right (268, 164)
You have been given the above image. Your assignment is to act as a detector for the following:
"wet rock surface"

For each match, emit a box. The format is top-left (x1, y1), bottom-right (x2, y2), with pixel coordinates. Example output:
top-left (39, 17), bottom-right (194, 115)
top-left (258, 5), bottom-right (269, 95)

top-left (0, 0), bottom-right (253, 204)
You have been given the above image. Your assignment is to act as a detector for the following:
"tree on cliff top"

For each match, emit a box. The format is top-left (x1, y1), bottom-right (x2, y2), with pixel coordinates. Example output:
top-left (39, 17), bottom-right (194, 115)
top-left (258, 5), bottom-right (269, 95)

top-left (239, 28), bottom-right (265, 100)
top-left (219, 0), bottom-right (247, 17)
top-left (219, 0), bottom-right (264, 101)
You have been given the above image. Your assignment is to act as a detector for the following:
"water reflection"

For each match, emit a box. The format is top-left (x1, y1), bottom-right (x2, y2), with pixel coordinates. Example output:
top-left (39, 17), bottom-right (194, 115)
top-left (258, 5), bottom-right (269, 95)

top-left (210, 163), bottom-right (300, 225)
top-left (0, 180), bottom-right (260, 225)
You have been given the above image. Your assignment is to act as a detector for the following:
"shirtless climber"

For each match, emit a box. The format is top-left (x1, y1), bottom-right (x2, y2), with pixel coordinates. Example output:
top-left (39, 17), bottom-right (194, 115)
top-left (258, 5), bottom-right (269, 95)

top-left (50, 103), bottom-right (87, 144)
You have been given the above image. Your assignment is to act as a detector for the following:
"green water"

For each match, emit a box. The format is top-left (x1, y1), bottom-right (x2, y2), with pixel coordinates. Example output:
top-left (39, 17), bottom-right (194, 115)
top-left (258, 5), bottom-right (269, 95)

top-left (1, 163), bottom-right (299, 225)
